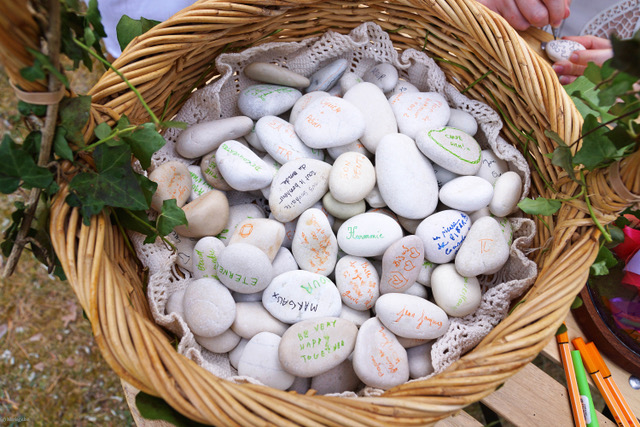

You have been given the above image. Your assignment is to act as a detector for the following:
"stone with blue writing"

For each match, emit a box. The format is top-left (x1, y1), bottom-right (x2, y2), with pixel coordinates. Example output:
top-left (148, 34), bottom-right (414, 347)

top-left (217, 243), bottom-right (273, 294)
top-left (195, 329), bottom-right (241, 354)
top-left (386, 79), bottom-right (419, 98)
top-left (339, 72), bottom-right (364, 94)
top-left (545, 39), bottom-right (586, 62)
top-left (200, 149), bottom-right (234, 191)
top-left (455, 216), bottom-right (510, 276)
top-left (216, 203), bottom-right (266, 246)
top-left (292, 208), bottom-right (338, 276)
top-left (447, 109), bottom-right (478, 136)
top-left (343, 82), bottom-right (398, 152)
top-left (192, 237), bottom-right (225, 280)
top-left (416, 126), bottom-right (482, 176)
top-left (415, 210), bottom-right (471, 264)
top-left (335, 255), bottom-right (380, 311)
top-left (337, 212), bottom-right (403, 257)
top-left (294, 96), bottom-right (366, 149)
top-left (262, 270), bottom-right (342, 324)
top-left (244, 62), bottom-right (310, 88)
top-left (238, 332), bottom-right (295, 390)
top-left (475, 149), bottom-right (508, 185)
top-left (363, 63), bottom-right (398, 92)
top-left (216, 140), bottom-right (273, 192)
top-left (255, 116), bottom-right (325, 164)
top-left (228, 218), bottom-right (285, 262)
top-left (269, 158), bottom-right (332, 223)
top-left (278, 317), bottom-right (357, 377)
top-left (322, 192), bottom-right (366, 220)
top-left (380, 236), bottom-right (425, 294)
top-left (231, 301), bottom-right (288, 339)
top-left (174, 190), bottom-right (229, 238)
top-left (438, 175), bottom-right (494, 212)
top-left (183, 278), bottom-right (236, 337)
top-left (329, 151), bottom-right (376, 204)
top-left (404, 282), bottom-right (429, 299)
top-left (229, 338), bottom-right (248, 369)
top-left (364, 185), bottom-right (386, 208)
top-left (431, 263), bottom-right (481, 317)
top-left (489, 171), bottom-right (522, 217)
top-left (176, 116), bottom-right (254, 159)
top-left (352, 317), bottom-right (409, 390)
top-left (187, 165), bottom-right (215, 202)
top-left (311, 358), bottom-right (362, 394)
top-left (416, 260), bottom-right (437, 287)
top-left (407, 342), bottom-right (434, 379)
top-left (168, 231), bottom-right (198, 271)
top-left (339, 303), bottom-right (371, 327)
top-left (376, 133), bottom-right (439, 219)
top-left (238, 84), bottom-right (302, 120)
top-left (326, 140), bottom-right (372, 161)
top-left (305, 58), bottom-right (349, 93)
top-left (149, 161), bottom-right (192, 212)
top-left (389, 91), bottom-right (451, 139)
top-left (165, 288), bottom-right (185, 318)
top-left (289, 91), bottom-right (330, 124)
top-left (376, 293), bottom-right (449, 340)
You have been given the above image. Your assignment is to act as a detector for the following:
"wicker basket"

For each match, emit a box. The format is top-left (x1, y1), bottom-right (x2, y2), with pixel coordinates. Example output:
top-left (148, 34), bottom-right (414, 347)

top-left (37, 0), bottom-right (639, 425)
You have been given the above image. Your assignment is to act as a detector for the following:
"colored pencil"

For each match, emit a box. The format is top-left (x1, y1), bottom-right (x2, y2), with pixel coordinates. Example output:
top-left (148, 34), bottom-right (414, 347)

top-left (571, 349), bottom-right (600, 427)
top-left (557, 330), bottom-right (587, 426)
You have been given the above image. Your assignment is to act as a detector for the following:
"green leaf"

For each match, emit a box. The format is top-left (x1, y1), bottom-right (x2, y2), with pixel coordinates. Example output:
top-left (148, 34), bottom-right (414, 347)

top-left (94, 122), bottom-right (112, 140)
top-left (18, 101), bottom-right (46, 117)
top-left (518, 197), bottom-right (562, 216)
top-left (135, 174), bottom-right (157, 208)
top-left (116, 115), bottom-right (131, 130)
top-left (86, 0), bottom-right (107, 37)
top-left (135, 391), bottom-right (209, 427)
top-left (0, 134), bottom-right (53, 192)
top-left (161, 120), bottom-right (188, 130)
top-left (573, 115), bottom-right (626, 170)
top-left (610, 30), bottom-right (640, 76)
top-left (54, 128), bottom-right (74, 161)
top-left (157, 199), bottom-right (187, 237)
top-left (565, 74), bottom-right (615, 122)
top-left (114, 208), bottom-right (156, 241)
top-left (20, 62), bottom-right (46, 82)
top-left (590, 245), bottom-right (619, 276)
top-left (116, 15), bottom-right (161, 52)
top-left (24, 48), bottom-right (70, 88)
top-left (555, 324), bottom-right (568, 336)
top-left (22, 131), bottom-right (42, 156)
top-left (84, 26), bottom-right (96, 47)
top-left (570, 296), bottom-right (584, 309)
top-left (59, 96), bottom-right (92, 145)
top-left (122, 123), bottom-right (165, 169)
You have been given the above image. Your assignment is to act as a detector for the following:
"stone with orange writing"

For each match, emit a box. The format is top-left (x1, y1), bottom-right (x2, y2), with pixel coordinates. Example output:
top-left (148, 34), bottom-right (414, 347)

top-left (278, 317), bottom-right (357, 377)
top-left (447, 108), bottom-right (478, 136)
top-left (375, 293), bottom-right (450, 340)
top-left (174, 189), bottom-right (229, 238)
top-left (238, 332), bottom-right (295, 390)
top-left (292, 208), bottom-right (338, 276)
top-left (182, 278), bottom-right (236, 337)
top-left (337, 212), bottom-right (403, 257)
top-left (363, 63), bottom-right (399, 92)
top-left (289, 91), bottom-right (330, 124)
top-left (216, 243), bottom-right (273, 294)
top-left (328, 151), bottom-right (376, 204)
top-left (238, 84), bottom-right (302, 120)
top-left (454, 216), bottom-right (510, 277)
top-left (200, 149), bottom-right (233, 191)
top-left (380, 235), bottom-right (425, 294)
top-left (475, 148), bottom-right (508, 185)
top-left (416, 126), bottom-right (482, 176)
top-left (192, 236), bottom-right (225, 280)
top-left (305, 58), bottom-right (349, 93)
top-left (176, 116), bottom-right (254, 159)
top-left (335, 255), bottom-right (380, 311)
top-left (216, 140), bottom-right (273, 192)
top-left (415, 209), bottom-right (471, 264)
top-left (228, 218), bottom-right (285, 262)
top-left (489, 171), bottom-right (522, 218)
top-left (431, 263), bottom-right (482, 317)
top-left (231, 301), bottom-right (288, 339)
top-left (389, 91), bottom-right (450, 139)
top-left (255, 116), bottom-right (324, 164)
top-left (352, 317), bottom-right (409, 390)
top-left (149, 161), bottom-right (192, 212)
top-left (216, 203), bottom-right (266, 246)
top-left (438, 175), bottom-right (494, 212)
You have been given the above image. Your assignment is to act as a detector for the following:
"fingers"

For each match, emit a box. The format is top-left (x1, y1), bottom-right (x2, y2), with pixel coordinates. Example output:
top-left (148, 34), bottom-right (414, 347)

top-left (541, 0), bottom-right (566, 27)
top-left (515, 0), bottom-right (550, 28)
top-left (569, 48), bottom-right (613, 67)
top-left (553, 60), bottom-right (586, 79)
top-left (563, 35), bottom-right (612, 50)
top-left (478, 0), bottom-right (531, 31)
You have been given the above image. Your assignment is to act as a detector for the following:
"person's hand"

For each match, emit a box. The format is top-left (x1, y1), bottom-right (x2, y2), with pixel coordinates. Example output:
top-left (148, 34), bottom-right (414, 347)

top-left (552, 36), bottom-right (613, 84)
top-left (476, 0), bottom-right (571, 31)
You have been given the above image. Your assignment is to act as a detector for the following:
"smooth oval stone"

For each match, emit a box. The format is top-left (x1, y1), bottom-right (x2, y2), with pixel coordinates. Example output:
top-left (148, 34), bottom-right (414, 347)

top-left (469, 206), bottom-right (491, 223)
top-left (260, 154), bottom-right (281, 199)
top-left (335, 255), bottom-right (380, 311)
top-left (216, 140), bottom-right (273, 192)
top-left (364, 185), bottom-right (387, 208)
top-left (455, 216), bottom-right (510, 276)
top-left (244, 62), bottom-right (310, 88)
top-left (404, 282), bottom-right (428, 299)
top-left (375, 293), bottom-right (449, 339)
top-left (489, 171), bottom-right (522, 217)
top-left (389, 91), bottom-right (451, 138)
top-left (339, 304), bottom-right (371, 327)
top-left (192, 236), bottom-right (225, 280)
top-left (292, 208), bottom-right (338, 276)
top-left (476, 149), bottom-right (508, 185)
top-left (278, 317), bottom-right (357, 377)
top-left (195, 329), bottom-right (241, 354)
top-left (168, 231), bottom-right (198, 271)
top-left (269, 158), bottom-right (332, 223)
top-left (294, 96), bottom-right (366, 149)
top-left (149, 161), bottom-right (191, 212)
top-left (231, 301), bottom-right (288, 338)
top-left (269, 213), bottom-right (296, 249)
top-left (396, 336), bottom-right (430, 349)
top-left (386, 79), bottom-right (419, 98)
top-left (183, 278), bottom-right (236, 337)
top-left (255, 116), bottom-right (324, 164)
top-left (380, 236), bottom-right (425, 294)
top-left (343, 82), bottom-right (398, 152)
top-left (216, 203), bottom-right (266, 245)
top-left (326, 140), bottom-right (372, 160)
top-left (415, 210), bottom-right (471, 264)
top-left (238, 84), bottom-right (302, 120)
top-left (166, 289), bottom-right (185, 318)
top-left (329, 151), bottom-right (376, 203)
top-left (322, 192), bottom-right (366, 220)
top-left (398, 216), bottom-right (422, 234)
top-left (447, 109), bottom-right (478, 136)
top-left (176, 116), bottom-right (254, 159)
top-left (416, 260), bottom-right (437, 287)
top-left (431, 263), bottom-right (481, 317)
top-left (216, 243), bottom-right (273, 293)
top-left (272, 247), bottom-right (299, 277)
top-left (306, 58), bottom-right (349, 93)
top-left (495, 215), bottom-right (514, 246)
top-left (187, 165), bottom-right (215, 201)
top-left (228, 218), bottom-right (285, 261)
top-left (245, 124), bottom-right (264, 152)
top-left (262, 271), bottom-right (342, 323)
top-left (337, 212), bottom-right (403, 257)
top-left (545, 39), bottom-right (586, 62)
top-left (289, 91), bottom-right (330, 124)
top-left (439, 176), bottom-right (494, 212)
top-left (200, 150), bottom-right (233, 191)
top-left (407, 342), bottom-right (434, 379)
top-left (376, 133), bottom-right (439, 219)
top-left (416, 126), bottom-right (482, 175)
top-left (311, 358), bottom-right (362, 394)
top-left (232, 290), bottom-right (264, 303)
top-left (352, 317), bottom-right (409, 390)
top-left (229, 338), bottom-right (248, 369)
top-left (238, 332), bottom-right (295, 390)
top-left (174, 190), bottom-right (229, 238)
top-left (339, 72), bottom-right (364, 94)
top-left (363, 63), bottom-right (398, 92)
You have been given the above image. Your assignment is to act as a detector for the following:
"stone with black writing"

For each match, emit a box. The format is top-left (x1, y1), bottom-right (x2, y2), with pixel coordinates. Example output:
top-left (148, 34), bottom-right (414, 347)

top-left (376, 133), bottom-right (439, 219)
top-left (439, 175), bottom-right (494, 212)
top-left (278, 317), bottom-right (357, 377)
top-left (386, 79), bottom-right (419, 98)
top-left (216, 203), bottom-right (266, 246)
top-left (322, 192), bottom-right (366, 220)
top-left (416, 260), bottom-right (437, 287)
top-left (272, 247), bottom-right (299, 277)
top-left (455, 216), bottom-right (510, 276)
top-left (174, 190), bottom-right (229, 238)
top-left (167, 231), bottom-right (198, 271)
top-left (328, 151), bottom-right (376, 203)
top-left (416, 127), bottom-right (482, 175)
top-left (489, 171), bottom-right (522, 217)
top-left (149, 161), bottom-right (192, 212)
top-left (389, 91), bottom-right (451, 138)
top-left (217, 243), bottom-right (273, 294)
top-left (447, 109), bottom-right (478, 136)
top-left (256, 116), bottom-right (325, 164)
top-left (311, 358), bottom-right (362, 394)
top-left (228, 218), bottom-right (285, 262)
top-left (352, 317), bottom-right (409, 390)
top-left (363, 63), bottom-right (398, 92)
top-left (238, 84), bottom-right (302, 120)
top-left (238, 332), bottom-right (295, 390)
top-left (183, 278), bottom-right (236, 337)
top-left (262, 270), bottom-right (342, 324)
top-left (289, 91), bottom-right (330, 124)
top-left (545, 39), bottom-right (586, 62)
top-left (335, 255), bottom-right (380, 311)
top-left (187, 165), bottom-right (215, 201)
top-left (476, 149), bottom-right (508, 185)
top-left (176, 116), bottom-right (254, 159)
top-left (306, 58), bottom-right (349, 93)
top-left (231, 301), bottom-right (288, 339)
top-left (339, 304), bottom-right (371, 327)
top-left (269, 158), bottom-right (332, 223)
top-left (216, 140), bottom-right (273, 192)
top-left (195, 329), bottom-right (241, 354)
top-left (292, 208), bottom-right (338, 276)
top-left (337, 212), bottom-right (403, 257)
top-left (375, 293), bottom-right (449, 340)
top-left (166, 289), bottom-right (185, 318)
top-left (364, 185), bottom-right (386, 208)
top-left (339, 72), bottom-right (364, 94)
top-left (431, 263), bottom-right (481, 317)
top-left (415, 210), bottom-right (471, 264)
top-left (244, 62), bottom-right (310, 88)
top-left (407, 342), bottom-right (434, 379)
top-left (229, 338), bottom-right (248, 370)
top-left (192, 236), bottom-right (225, 280)
top-left (200, 149), bottom-right (233, 191)
top-left (380, 236), bottom-right (425, 294)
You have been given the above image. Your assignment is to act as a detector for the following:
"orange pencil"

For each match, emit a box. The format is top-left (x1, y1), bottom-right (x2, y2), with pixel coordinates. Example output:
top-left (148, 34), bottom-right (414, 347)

top-left (558, 330), bottom-right (587, 426)
top-left (587, 342), bottom-right (639, 427)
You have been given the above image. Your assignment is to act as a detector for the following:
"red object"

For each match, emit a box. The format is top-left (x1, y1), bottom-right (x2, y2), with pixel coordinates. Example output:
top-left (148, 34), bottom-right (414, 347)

top-left (612, 226), bottom-right (640, 264)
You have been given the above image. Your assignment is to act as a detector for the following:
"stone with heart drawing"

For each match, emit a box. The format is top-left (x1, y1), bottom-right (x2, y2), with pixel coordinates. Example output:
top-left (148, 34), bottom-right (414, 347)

top-left (415, 126), bottom-right (482, 176)
top-left (379, 235), bottom-right (425, 294)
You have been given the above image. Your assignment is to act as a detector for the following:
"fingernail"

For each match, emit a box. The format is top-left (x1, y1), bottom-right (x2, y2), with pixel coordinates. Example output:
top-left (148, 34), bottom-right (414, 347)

top-left (570, 53), bottom-right (578, 62)
top-left (553, 65), bottom-right (563, 74)
top-left (559, 76), bottom-right (570, 85)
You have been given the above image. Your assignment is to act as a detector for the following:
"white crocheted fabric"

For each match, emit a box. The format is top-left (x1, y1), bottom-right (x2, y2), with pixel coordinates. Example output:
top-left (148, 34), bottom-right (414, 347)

top-left (134, 22), bottom-right (538, 394)
top-left (582, 0), bottom-right (641, 39)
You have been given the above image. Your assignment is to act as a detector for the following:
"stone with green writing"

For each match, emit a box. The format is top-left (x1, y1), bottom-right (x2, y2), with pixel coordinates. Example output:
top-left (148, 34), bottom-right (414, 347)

top-left (375, 293), bottom-right (449, 340)
top-left (238, 332), bottom-right (295, 390)
top-left (278, 317), bottom-right (357, 377)
top-left (438, 175), bottom-right (494, 212)
top-left (187, 165), bottom-right (215, 201)
top-left (238, 84), bottom-right (302, 120)
top-left (176, 116), bottom-right (254, 159)
top-left (231, 301), bottom-right (288, 339)
top-left (192, 236), bottom-right (225, 280)
top-left (215, 140), bottom-right (273, 192)
top-left (228, 218), bottom-right (285, 262)
top-left (388, 91), bottom-right (450, 139)
top-left (262, 270), bottom-right (342, 324)
top-left (454, 216), bottom-right (510, 277)
top-left (200, 149), bottom-right (233, 191)
top-left (336, 212), bottom-right (403, 257)
top-left (216, 203), bottom-right (266, 246)
top-left (216, 243), bottom-right (273, 294)
top-left (415, 209), bottom-right (471, 264)
top-left (431, 263), bottom-right (482, 317)
top-left (415, 126), bottom-right (482, 176)
top-left (255, 115), bottom-right (324, 164)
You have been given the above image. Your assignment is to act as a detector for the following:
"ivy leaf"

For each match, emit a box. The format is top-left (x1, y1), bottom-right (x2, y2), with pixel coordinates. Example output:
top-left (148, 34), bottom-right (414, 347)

top-left (18, 101), bottom-right (47, 117)
top-left (23, 48), bottom-right (70, 88)
top-left (610, 30), bottom-right (640, 76)
top-left (518, 197), bottom-right (562, 216)
top-left (571, 296), bottom-right (584, 309)
top-left (135, 391), bottom-right (209, 427)
top-left (0, 135), bottom-right (53, 193)
top-left (573, 115), bottom-right (626, 170)
top-left (53, 128), bottom-right (74, 161)
top-left (157, 199), bottom-right (187, 237)
top-left (22, 131), bottom-right (42, 157)
top-left (84, 26), bottom-right (96, 47)
top-left (86, 0), bottom-right (107, 38)
top-left (94, 122), bottom-right (112, 140)
top-left (597, 65), bottom-right (639, 106)
top-left (59, 96), bottom-right (92, 145)
top-left (545, 130), bottom-right (579, 183)
top-left (565, 74), bottom-right (615, 122)
top-left (161, 120), bottom-right (188, 130)
top-left (113, 208), bottom-right (156, 241)
top-left (122, 123), bottom-right (166, 169)
top-left (591, 245), bottom-right (620, 276)
top-left (116, 15), bottom-right (161, 52)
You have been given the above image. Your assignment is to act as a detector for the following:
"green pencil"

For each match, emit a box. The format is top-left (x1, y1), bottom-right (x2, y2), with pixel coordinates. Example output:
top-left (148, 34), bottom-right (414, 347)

top-left (571, 350), bottom-right (599, 427)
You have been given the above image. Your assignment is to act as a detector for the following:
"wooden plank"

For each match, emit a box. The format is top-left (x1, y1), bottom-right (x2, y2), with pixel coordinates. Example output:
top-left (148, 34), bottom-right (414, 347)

top-left (482, 363), bottom-right (616, 426)
top-left (436, 410), bottom-right (483, 427)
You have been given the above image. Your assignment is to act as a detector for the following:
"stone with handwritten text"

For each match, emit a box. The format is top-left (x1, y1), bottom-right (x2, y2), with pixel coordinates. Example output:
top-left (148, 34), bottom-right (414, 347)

top-left (200, 149), bottom-right (233, 191)
top-left (289, 91), bottom-right (330, 124)
top-left (183, 278), bottom-right (236, 337)
top-left (431, 263), bottom-right (482, 317)
top-left (228, 218), bottom-right (285, 262)
top-left (149, 161), bottom-right (192, 212)
top-left (187, 165), bottom-right (214, 202)
top-left (380, 236), bottom-right (425, 294)
top-left (389, 91), bottom-right (450, 139)
top-left (386, 79), bottom-right (419, 98)
top-left (216, 203), bottom-right (266, 246)
top-left (217, 243), bottom-right (273, 294)
top-left (416, 126), bottom-right (482, 175)
top-left (335, 255), bottom-right (380, 311)
top-left (292, 208), bottom-right (338, 276)
top-left (238, 84), bottom-right (302, 120)
top-left (375, 293), bottom-right (449, 340)
top-left (328, 151), bottom-right (376, 203)
top-left (415, 210), bottom-right (471, 264)
top-left (176, 116), bottom-right (254, 158)
top-left (475, 149), bottom-right (508, 185)
top-left (455, 216), bottom-right (510, 276)
top-left (337, 212), bottom-right (404, 257)
top-left (215, 140), bottom-right (273, 192)
top-left (167, 231), bottom-right (198, 271)
top-left (545, 39), bottom-right (586, 62)
top-left (256, 115), bottom-right (325, 164)
top-left (238, 332), bottom-right (295, 390)
top-left (192, 236), bottom-right (225, 280)
top-left (363, 63), bottom-right (398, 92)
top-left (439, 175), bottom-right (494, 212)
